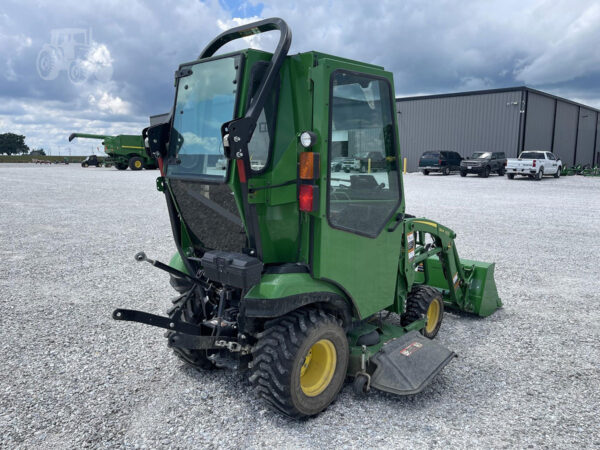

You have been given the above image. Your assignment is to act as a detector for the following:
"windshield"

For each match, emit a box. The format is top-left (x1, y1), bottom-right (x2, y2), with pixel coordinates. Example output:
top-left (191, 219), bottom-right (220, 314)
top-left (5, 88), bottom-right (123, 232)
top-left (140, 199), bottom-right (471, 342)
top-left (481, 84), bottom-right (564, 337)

top-left (167, 55), bottom-right (241, 180)
top-left (520, 152), bottom-right (544, 159)
top-left (472, 152), bottom-right (491, 159)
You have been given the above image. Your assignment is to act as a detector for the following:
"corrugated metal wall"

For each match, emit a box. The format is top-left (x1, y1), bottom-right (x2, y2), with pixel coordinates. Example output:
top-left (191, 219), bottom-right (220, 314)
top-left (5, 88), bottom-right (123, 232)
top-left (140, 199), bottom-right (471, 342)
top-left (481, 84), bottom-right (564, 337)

top-left (396, 88), bottom-right (599, 171)
top-left (552, 101), bottom-right (579, 165)
top-left (524, 92), bottom-right (555, 151)
top-left (576, 108), bottom-right (597, 166)
top-left (396, 91), bottom-right (522, 172)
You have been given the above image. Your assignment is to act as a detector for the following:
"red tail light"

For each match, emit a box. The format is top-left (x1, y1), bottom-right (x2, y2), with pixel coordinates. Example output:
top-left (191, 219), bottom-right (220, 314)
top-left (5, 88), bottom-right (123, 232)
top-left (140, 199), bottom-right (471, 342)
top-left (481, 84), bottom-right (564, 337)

top-left (299, 184), bottom-right (318, 212)
top-left (504, 161), bottom-right (507, 167)
top-left (438, 159), bottom-right (442, 165)
top-left (533, 160), bottom-right (536, 167)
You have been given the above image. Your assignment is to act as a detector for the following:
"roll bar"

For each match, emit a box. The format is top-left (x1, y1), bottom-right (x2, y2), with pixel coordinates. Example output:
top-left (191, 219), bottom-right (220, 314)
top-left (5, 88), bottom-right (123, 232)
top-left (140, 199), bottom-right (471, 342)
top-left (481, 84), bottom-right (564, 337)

top-left (199, 17), bottom-right (291, 126)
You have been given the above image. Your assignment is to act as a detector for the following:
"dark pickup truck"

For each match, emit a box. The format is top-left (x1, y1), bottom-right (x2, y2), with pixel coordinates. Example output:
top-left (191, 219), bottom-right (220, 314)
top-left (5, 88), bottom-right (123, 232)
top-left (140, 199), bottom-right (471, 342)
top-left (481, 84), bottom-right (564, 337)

top-left (460, 152), bottom-right (507, 177)
top-left (418, 151), bottom-right (463, 175)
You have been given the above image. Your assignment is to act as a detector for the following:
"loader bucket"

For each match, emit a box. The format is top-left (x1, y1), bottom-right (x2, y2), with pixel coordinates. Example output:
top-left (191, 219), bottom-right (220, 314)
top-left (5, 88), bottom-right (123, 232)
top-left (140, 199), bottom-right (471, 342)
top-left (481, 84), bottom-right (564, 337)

top-left (419, 256), bottom-right (502, 317)
top-left (461, 259), bottom-right (502, 317)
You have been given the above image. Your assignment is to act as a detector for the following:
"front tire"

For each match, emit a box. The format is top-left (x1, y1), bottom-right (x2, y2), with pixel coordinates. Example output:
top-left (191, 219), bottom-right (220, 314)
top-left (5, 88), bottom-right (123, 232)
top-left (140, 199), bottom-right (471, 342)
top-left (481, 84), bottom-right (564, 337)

top-left (507, 173), bottom-right (514, 179)
top-left (249, 308), bottom-right (349, 418)
top-left (554, 166), bottom-right (561, 178)
top-left (401, 285), bottom-right (444, 339)
top-left (115, 163), bottom-right (128, 170)
top-left (460, 170), bottom-right (466, 177)
top-left (422, 170), bottom-right (429, 176)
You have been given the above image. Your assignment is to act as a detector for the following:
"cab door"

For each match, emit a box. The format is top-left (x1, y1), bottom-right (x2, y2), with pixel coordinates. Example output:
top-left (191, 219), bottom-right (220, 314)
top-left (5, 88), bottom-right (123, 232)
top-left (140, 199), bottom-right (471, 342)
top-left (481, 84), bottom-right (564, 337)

top-left (310, 61), bottom-right (405, 318)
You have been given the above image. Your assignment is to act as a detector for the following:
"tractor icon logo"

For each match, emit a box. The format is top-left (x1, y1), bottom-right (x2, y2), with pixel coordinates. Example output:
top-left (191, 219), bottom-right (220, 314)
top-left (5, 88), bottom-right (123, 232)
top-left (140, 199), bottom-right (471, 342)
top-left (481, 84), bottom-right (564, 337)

top-left (36, 28), bottom-right (113, 85)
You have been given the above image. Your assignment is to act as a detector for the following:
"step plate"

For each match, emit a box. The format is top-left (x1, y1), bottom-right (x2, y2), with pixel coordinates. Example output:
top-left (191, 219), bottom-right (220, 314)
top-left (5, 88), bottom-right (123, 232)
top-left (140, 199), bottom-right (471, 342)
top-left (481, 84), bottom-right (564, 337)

top-left (369, 331), bottom-right (456, 395)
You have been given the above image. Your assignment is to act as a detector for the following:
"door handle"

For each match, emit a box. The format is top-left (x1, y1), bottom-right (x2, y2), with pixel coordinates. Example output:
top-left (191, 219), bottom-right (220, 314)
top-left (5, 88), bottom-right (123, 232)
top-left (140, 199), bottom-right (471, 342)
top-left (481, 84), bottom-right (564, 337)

top-left (387, 213), bottom-right (404, 232)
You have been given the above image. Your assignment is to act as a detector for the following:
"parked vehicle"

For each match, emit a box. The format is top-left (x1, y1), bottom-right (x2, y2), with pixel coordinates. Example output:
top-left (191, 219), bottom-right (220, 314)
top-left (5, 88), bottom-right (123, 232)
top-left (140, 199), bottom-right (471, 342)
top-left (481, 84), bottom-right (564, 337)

top-left (506, 151), bottom-right (561, 180)
top-left (112, 18), bottom-right (501, 419)
top-left (341, 151), bottom-right (386, 173)
top-left (418, 151), bottom-right (462, 175)
top-left (460, 152), bottom-right (507, 177)
top-left (81, 155), bottom-right (102, 167)
top-left (330, 156), bottom-right (345, 172)
top-left (69, 133), bottom-right (156, 170)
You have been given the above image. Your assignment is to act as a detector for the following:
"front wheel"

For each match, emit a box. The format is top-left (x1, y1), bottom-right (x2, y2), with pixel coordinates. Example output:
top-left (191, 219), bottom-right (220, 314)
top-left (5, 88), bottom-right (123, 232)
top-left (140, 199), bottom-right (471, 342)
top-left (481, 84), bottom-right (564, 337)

top-left (480, 166), bottom-right (490, 178)
top-left (422, 170), bottom-right (429, 176)
top-left (401, 285), bottom-right (444, 339)
top-left (460, 170), bottom-right (467, 177)
top-left (249, 308), bottom-right (349, 418)
top-left (507, 173), bottom-right (514, 179)
top-left (554, 167), bottom-right (561, 178)
top-left (498, 167), bottom-right (505, 176)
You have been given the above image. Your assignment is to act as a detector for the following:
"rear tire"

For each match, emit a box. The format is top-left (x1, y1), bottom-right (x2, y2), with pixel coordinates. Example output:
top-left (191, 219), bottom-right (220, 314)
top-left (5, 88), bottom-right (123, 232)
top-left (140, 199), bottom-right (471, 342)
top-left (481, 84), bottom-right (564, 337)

top-left (401, 285), bottom-right (444, 339)
top-left (115, 163), bottom-right (128, 170)
top-left (129, 156), bottom-right (144, 171)
top-left (167, 291), bottom-right (215, 370)
top-left (480, 166), bottom-right (490, 178)
top-left (82, 162), bottom-right (88, 168)
top-left (498, 167), bottom-right (505, 176)
top-left (422, 170), bottom-right (429, 176)
top-left (507, 173), bottom-right (514, 179)
top-left (535, 168), bottom-right (544, 181)
top-left (249, 308), bottom-right (349, 418)
top-left (443, 167), bottom-right (450, 176)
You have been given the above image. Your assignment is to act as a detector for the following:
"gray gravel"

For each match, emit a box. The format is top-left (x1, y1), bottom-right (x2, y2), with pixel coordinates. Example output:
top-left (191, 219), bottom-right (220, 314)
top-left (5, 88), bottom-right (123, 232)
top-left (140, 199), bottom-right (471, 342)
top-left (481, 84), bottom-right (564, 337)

top-left (1, 163), bottom-right (599, 449)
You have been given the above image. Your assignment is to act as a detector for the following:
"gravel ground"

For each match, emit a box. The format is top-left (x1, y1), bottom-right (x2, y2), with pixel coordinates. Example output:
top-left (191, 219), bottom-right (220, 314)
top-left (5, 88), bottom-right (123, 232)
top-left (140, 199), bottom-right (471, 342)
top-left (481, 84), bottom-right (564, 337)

top-left (1, 163), bottom-right (599, 449)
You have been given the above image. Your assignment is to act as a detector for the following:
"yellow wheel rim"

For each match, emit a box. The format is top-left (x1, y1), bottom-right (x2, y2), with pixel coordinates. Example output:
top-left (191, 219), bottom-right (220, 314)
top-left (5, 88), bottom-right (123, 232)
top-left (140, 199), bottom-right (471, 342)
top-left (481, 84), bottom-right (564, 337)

top-left (425, 299), bottom-right (440, 334)
top-left (300, 339), bottom-right (336, 397)
top-left (134, 160), bottom-right (142, 168)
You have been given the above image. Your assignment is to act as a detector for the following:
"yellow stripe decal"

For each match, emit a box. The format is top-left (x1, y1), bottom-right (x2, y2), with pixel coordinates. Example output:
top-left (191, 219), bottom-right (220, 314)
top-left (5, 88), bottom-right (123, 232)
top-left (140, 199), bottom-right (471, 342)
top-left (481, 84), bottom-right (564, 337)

top-left (122, 145), bottom-right (144, 149)
top-left (413, 220), bottom-right (438, 228)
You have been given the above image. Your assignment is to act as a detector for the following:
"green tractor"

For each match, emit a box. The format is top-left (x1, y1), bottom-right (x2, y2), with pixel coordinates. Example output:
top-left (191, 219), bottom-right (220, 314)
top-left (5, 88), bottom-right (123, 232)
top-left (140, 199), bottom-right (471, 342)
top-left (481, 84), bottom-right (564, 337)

top-left (68, 133), bottom-right (156, 170)
top-left (113, 18), bottom-right (501, 418)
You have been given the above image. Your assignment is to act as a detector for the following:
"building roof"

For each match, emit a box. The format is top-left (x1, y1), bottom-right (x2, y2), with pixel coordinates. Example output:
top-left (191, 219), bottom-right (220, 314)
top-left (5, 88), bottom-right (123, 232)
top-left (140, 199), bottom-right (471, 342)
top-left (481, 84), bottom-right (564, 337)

top-left (396, 86), bottom-right (600, 114)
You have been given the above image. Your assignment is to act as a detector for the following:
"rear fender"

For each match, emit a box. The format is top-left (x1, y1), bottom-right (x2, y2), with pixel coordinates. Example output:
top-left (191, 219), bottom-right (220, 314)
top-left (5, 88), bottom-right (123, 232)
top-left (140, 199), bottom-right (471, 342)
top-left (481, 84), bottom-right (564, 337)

top-left (242, 273), bottom-right (355, 326)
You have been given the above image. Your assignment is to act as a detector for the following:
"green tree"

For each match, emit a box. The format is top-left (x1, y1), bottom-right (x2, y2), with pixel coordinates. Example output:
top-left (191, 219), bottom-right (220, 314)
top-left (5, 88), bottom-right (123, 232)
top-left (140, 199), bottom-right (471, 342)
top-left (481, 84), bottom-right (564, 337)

top-left (0, 133), bottom-right (30, 155)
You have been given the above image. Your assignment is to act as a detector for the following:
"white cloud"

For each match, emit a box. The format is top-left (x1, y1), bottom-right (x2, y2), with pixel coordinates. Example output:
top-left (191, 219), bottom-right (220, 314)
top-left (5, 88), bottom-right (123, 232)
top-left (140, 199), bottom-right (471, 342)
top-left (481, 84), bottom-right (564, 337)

top-left (88, 91), bottom-right (130, 115)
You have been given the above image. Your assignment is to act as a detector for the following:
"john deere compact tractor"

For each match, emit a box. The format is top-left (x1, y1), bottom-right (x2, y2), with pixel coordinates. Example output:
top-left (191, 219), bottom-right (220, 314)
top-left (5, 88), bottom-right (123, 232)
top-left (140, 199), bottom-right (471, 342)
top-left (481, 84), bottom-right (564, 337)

top-left (113, 18), bottom-right (501, 418)
top-left (68, 133), bottom-right (156, 170)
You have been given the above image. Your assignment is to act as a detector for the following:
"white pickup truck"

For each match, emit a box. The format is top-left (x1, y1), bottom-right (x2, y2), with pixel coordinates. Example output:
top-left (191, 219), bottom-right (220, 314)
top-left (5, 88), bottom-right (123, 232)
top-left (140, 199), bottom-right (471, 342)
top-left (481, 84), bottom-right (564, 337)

top-left (505, 150), bottom-right (562, 180)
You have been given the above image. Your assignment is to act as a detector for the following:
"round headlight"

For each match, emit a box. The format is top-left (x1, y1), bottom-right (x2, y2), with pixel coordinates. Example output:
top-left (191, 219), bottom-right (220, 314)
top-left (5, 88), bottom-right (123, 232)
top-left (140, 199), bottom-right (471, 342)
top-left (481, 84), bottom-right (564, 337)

top-left (300, 131), bottom-right (317, 148)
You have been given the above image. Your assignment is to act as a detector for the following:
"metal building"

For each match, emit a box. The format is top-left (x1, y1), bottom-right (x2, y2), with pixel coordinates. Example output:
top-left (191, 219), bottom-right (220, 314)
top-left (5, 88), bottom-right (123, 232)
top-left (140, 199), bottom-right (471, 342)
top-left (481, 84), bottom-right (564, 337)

top-left (396, 87), bottom-right (600, 172)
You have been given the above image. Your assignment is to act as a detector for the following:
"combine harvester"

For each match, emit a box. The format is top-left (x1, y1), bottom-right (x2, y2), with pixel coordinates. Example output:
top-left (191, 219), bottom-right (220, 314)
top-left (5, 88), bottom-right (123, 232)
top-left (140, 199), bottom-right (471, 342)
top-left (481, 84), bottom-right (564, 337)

top-left (68, 133), bottom-right (156, 170)
top-left (113, 18), bottom-right (502, 418)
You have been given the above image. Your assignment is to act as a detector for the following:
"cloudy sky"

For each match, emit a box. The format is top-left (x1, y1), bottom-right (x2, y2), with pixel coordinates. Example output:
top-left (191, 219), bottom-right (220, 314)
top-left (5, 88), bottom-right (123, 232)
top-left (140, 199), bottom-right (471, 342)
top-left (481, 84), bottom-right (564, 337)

top-left (1, 0), bottom-right (599, 155)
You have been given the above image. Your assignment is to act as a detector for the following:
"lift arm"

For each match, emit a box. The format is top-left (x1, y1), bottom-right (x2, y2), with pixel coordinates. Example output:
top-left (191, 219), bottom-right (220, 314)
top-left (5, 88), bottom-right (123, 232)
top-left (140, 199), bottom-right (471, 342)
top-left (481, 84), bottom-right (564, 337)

top-left (404, 218), bottom-right (501, 317)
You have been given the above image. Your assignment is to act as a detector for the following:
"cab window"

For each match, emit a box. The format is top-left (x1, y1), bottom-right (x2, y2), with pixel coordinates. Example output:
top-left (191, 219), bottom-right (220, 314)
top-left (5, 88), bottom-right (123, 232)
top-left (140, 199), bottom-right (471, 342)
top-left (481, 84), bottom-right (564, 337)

top-left (327, 70), bottom-right (400, 237)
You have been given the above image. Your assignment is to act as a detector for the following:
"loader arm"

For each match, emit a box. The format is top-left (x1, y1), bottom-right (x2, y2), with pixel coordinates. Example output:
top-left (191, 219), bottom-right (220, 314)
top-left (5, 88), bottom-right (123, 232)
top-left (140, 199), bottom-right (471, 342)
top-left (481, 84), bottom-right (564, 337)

top-left (406, 218), bottom-right (501, 317)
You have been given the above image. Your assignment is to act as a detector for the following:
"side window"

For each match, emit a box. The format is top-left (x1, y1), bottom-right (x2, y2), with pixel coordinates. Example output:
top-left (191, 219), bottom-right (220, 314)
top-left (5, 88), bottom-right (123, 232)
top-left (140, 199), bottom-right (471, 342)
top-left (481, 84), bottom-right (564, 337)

top-left (246, 62), bottom-right (278, 172)
top-left (547, 153), bottom-right (555, 160)
top-left (453, 152), bottom-right (461, 160)
top-left (327, 71), bottom-right (400, 237)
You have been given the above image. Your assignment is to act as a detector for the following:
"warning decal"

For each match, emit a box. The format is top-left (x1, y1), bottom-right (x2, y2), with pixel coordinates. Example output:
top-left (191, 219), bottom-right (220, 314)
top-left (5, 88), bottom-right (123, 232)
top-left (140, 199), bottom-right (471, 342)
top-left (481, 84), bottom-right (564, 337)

top-left (400, 341), bottom-right (423, 357)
